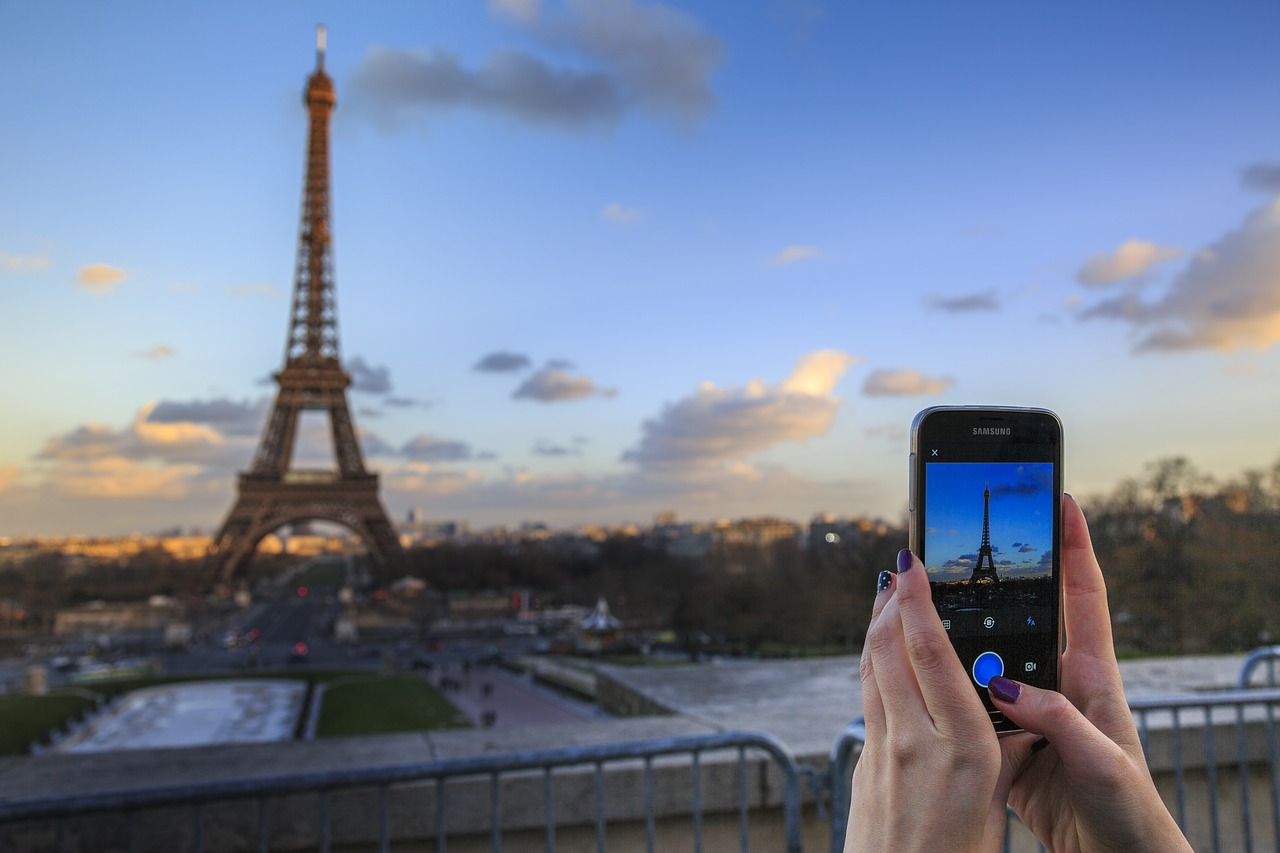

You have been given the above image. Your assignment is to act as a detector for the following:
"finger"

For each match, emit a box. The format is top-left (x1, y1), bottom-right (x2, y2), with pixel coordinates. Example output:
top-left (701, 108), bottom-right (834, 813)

top-left (988, 676), bottom-right (1126, 775)
top-left (893, 549), bottom-right (988, 731)
top-left (1061, 494), bottom-right (1117, 661)
top-left (863, 562), bottom-right (928, 727)
top-left (996, 729), bottom-right (1044, 790)
top-left (858, 570), bottom-right (896, 739)
top-left (866, 569), bottom-right (896, 632)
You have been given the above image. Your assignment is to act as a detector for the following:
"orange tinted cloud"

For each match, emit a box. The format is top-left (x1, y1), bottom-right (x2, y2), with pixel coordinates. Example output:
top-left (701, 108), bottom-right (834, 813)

top-left (76, 263), bottom-right (127, 293)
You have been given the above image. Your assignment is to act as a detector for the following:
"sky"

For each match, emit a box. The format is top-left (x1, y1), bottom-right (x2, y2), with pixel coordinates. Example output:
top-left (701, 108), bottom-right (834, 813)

top-left (2, 0), bottom-right (1279, 537)
top-left (923, 463), bottom-right (1054, 581)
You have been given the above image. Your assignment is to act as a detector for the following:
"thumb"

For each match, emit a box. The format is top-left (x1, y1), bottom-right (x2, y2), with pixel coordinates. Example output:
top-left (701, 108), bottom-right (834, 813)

top-left (988, 676), bottom-right (1122, 767)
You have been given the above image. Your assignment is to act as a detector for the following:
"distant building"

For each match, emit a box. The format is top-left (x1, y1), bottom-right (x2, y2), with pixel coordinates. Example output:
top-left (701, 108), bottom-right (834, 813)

top-left (398, 518), bottom-right (470, 546)
top-left (53, 599), bottom-right (185, 644)
top-left (713, 517), bottom-right (801, 549)
top-left (807, 514), bottom-right (895, 552)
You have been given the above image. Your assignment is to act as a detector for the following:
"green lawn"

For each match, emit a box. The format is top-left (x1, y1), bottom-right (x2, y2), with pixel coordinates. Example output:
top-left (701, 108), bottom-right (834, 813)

top-left (317, 676), bottom-right (469, 736)
top-left (0, 693), bottom-right (98, 755)
top-left (294, 558), bottom-right (347, 587)
top-left (0, 670), bottom-right (467, 755)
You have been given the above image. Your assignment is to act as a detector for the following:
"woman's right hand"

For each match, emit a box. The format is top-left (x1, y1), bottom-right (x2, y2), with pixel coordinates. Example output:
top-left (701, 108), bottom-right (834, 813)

top-left (990, 495), bottom-right (1192, 853)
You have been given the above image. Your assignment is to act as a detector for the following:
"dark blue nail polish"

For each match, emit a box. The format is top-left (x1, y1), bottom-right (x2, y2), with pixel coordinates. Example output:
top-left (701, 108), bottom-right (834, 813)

top-left (877, 570), bottom-right (892, 593)
top-left (896, 549), bottom-right (914, 573)
top-left (988, 676), bottom-right (1021, 703)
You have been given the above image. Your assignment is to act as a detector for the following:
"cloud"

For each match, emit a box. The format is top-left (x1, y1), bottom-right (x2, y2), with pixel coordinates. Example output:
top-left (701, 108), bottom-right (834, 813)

top-left (489, 0), bottom-right (541, 25)
top-left (383, 396), bottom-right (422, 408)
top-left (226, 283), bottom-right (282, 300)
top-left (136, 344), bottom-right (175, 361)
top-left (348, 0), bottom-right (722, 132)
top-left (864, 423), bottom-right (908, 442)
top-left (75, 263), bottom-right (126, 293)
top-left (770, 245), bottom-right (820, 267)
top-left (147, 398), bottom-right (268, 437)
top-left (32, 400), bottom-right (266, 504)
top-left (350, 46), bottom-right (624, 131)
top-left (623, 350), bottom-right (856, 468)
top-left (375, 454), bottom-right (874, 528)
top-left (861, 369), bottom-right (954, 397)
top-left (533, 439), bottom-right (581, 457)
top-left (474, 351), bottom-right (532, 373)
top-left (1242, 162), bottom-right (1280, 194)
top-left (1081, 198), bottom-right (1280, 353)
top-left (0, 251), bottom-right (51, 272)
top-left (602, 202), bottom-right (641, 224)
top-left (928, 291), bottom-right (999, 312)
top-left (401, 434), bottom-right (475, 462)
top-left (357, 428), bottom-right (397, 457)
top-left (514, 364), bottom-right (616, 402)
top-left (47, 457), bottom-right (204, 500)
top-left (1075, 239), bottom-right (1183, 286)
top-left (347, 356), bottom-right (393, 394)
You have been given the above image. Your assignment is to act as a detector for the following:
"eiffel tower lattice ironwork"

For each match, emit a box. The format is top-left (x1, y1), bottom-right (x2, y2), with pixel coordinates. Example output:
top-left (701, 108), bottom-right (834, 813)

top-left (209, 27), bottom-right (406, 581)
top-left (968, 482), bottom-right (1000, 583)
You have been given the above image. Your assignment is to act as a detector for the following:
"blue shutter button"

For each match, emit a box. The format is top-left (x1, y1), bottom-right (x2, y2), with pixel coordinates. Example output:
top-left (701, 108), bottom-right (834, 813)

top-left (972, 651), bottom-right (1004, 687)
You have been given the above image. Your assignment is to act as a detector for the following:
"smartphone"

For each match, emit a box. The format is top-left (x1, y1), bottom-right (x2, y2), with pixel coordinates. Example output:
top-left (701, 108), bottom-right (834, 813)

top-left (909, 406), bottom-right (1063, 733)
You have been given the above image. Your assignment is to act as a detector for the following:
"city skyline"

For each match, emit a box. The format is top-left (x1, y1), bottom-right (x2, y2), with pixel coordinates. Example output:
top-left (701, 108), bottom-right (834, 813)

top-left (2, 1), bottom-right (1280, 537)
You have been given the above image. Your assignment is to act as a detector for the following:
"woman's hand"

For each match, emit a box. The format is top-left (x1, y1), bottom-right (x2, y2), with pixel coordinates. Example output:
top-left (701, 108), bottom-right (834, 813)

top-left (992, 495), bottom-right (1192, 853)
top-left (845, 549), bottom-right (1010, 853)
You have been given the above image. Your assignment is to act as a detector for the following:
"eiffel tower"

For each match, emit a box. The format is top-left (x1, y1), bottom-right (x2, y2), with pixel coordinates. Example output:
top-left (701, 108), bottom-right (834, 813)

top-left (209, 27), bottom-right (407, 582)
top-left (968, 482), bottom-right (1000, 583)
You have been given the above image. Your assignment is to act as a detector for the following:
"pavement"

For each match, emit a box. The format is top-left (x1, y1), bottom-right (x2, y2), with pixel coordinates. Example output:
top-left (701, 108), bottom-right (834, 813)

top-left (430, 662), bottom-right (605, 728)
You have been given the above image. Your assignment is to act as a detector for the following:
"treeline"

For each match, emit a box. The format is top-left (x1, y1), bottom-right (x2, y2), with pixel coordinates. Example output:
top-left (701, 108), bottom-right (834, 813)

top-left (1085, 456), bottom-right (1280, 655)
top-left (407, 527), bottom-right (902, 655)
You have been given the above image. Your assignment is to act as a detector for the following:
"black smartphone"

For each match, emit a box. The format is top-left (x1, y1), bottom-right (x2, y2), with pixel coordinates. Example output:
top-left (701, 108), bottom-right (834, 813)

top-left (909, 406), bottom-right (1063, 734)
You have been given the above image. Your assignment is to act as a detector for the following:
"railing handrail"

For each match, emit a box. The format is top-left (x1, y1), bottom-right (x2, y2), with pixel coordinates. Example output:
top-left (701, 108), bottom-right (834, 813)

top-left (1238, 645), bottom-right (1280, 688)
top-left (0, 729), bottom-right (804, 833)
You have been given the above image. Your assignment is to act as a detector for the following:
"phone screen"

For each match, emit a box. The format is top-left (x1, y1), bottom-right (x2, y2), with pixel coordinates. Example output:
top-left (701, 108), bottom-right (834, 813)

top-left (911, 408), bottom-right (1062, 732)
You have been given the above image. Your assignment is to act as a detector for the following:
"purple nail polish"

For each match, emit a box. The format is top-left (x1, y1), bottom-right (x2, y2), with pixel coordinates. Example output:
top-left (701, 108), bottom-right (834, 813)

top-left (988, 676), bottom-right (1021, 703)
top-left (896, 549), bottom-right (914, 573)
top-left (877, 570), bottom-right (892, 593)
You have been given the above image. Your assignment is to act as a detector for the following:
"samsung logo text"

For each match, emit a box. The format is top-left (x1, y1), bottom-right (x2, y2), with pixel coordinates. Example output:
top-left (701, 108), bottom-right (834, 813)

top-left (972, 427), bottom-right (1012, 435)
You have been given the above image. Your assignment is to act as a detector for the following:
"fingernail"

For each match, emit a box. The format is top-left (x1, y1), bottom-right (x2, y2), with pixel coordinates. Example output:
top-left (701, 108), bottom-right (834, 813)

top-left (896, 549), bottom-right (914, 574)
top-left (876, 570), bottom-right (893, 593)
top-left (988, 676), bottom-right (1021, 703)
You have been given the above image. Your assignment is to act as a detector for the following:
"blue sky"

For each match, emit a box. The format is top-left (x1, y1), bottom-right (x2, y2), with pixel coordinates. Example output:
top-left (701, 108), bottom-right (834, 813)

top-left (924, 463), bottom-right (1054, 580)
top-left (2, 0), bottom-right (1279, 536)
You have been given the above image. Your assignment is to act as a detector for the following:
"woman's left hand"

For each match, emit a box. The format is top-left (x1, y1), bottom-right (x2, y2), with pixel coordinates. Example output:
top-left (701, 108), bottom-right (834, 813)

top-left (845, 549), bottom-right (1013, 853)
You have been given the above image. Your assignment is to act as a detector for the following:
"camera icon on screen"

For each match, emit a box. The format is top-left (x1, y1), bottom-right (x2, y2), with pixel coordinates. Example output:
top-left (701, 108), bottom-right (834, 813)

top-left (1024, 662), bottom-right (1037, 673)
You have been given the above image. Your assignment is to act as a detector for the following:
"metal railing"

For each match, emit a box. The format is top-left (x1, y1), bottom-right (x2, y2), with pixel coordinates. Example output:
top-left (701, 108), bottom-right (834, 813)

top-left (0, 731), bottom-right (807, 853)
top-left (1240, 646), bottom-right (1280, 688)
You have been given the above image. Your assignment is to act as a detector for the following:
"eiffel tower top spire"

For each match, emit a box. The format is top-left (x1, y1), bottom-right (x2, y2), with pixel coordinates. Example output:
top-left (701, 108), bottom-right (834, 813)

top-left (980, 481), bottom-right (991, 551)
top-left (287, 23), bottom-right (340, 368)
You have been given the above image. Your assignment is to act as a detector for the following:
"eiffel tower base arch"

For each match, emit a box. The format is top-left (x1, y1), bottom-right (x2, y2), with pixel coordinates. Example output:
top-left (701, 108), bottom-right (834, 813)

top-left (209, 473), bottom-right (406, 583)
